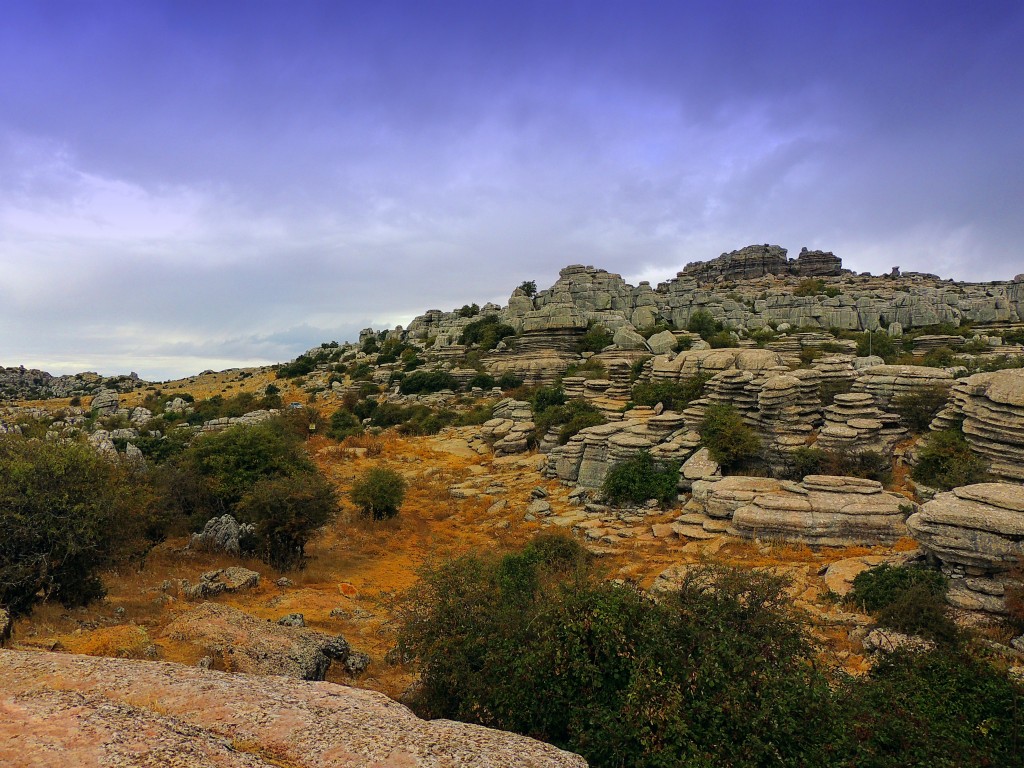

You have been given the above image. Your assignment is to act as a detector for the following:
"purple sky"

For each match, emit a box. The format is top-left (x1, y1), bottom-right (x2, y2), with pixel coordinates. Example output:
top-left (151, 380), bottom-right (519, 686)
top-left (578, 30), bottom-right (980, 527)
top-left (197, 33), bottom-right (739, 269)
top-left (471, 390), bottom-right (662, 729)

top-left (2, 1), bottom-right (1022, 379)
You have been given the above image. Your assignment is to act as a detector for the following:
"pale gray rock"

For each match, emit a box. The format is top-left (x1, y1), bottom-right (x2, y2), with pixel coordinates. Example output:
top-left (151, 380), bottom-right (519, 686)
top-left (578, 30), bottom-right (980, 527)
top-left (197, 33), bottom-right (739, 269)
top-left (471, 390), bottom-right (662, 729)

top-left (612, 325), bottom-right (651, 351)
top-left (182, 567), bottom-right (261, 601)
top-left (679, 447), bottom-right (721, 490)
top-left (189, 514), bottom-right (254, 557)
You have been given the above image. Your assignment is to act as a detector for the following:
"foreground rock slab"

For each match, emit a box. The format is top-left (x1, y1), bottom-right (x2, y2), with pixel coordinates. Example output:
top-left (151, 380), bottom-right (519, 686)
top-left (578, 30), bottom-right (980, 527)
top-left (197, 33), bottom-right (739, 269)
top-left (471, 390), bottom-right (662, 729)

top-left (0, 649), bottom-right (588, 768)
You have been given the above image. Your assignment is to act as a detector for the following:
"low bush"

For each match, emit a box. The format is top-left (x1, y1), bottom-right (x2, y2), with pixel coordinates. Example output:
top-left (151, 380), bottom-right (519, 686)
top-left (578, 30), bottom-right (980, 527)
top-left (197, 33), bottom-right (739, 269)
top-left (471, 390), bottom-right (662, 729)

top-left (460, 316), bottom-right (516, 350)
top-left (327, 408), bottom-right (363, 440)
top-left (534, 398), bottom-right (606, 445)
top-left (784, 447), bottom-right (891, 484)
top-left (911, 428), bottom-right (989, 490)
top-left (699, 403), bottom-right (761, 472)
top-left (687, 309), bottom-right (722, 340)
top-left (467, 372), bottom-right (495, 390)
top-left (707, 330), bottom-right (738, 348)
top-left (276, 354), bottom-right (317, 378)
top-left (399, 370), bottom-right (459, 395)
top-left (891, 383), bottom-right (951, 433)
top-left (496, 371), bottom-right (524, 390)
top-left (601, 450), bottom-right (679, 506)
top-left (847, 564), bottom-right (957, 643)
top-left (630, 374), bottom-right (710, 411)
top-left (351, 466), bottom-right (406, 520)
top-left (578, 324), bottom-right (613, 353)
top-left (0, 436), bottom-right (151, 615)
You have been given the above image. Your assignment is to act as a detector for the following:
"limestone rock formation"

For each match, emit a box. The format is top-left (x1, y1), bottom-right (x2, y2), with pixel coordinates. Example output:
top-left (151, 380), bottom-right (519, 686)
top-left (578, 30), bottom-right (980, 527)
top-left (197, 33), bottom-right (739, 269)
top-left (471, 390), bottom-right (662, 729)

top-left (181, 567), bottom-right (261, 601)
top-left (816, 392), bottom-right (907, 455)
top-left (159, 602), bottom-right (352, 681)
top-left (0, 649), bottom-right (586, 767)
top-left (723, 475), bottom-right (914, 546)
top-left (852, 364), bottom-right (953, 410)
top-left (89, 388), bottom-right (120, 416)
top-left (906, 483), bottom-right (1024, 612)
top-left (480, 398), bottom-right (535, 455)
top-left (930, 368), bottom-right (1024, 484)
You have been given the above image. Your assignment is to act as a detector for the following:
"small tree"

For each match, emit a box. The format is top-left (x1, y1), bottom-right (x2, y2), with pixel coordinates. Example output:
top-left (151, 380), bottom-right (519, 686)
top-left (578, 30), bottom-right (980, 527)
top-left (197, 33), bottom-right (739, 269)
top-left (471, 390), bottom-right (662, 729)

top-left (699, 403), bottom-right (761, 471)
top-left (236, 473), bottom-right (338, 570)
top-left (687, 309), bottom-right (722, 341)
top-left (911, 428), bottom-right (988, 490)
top-left (602, 450), bottom-right (680, 506)
top-left (891, 383), bottom-right (951, 433)
top-left (518, 280), bottom-right (538, 297)
top-left (351, 466), bottom-right (407, 520)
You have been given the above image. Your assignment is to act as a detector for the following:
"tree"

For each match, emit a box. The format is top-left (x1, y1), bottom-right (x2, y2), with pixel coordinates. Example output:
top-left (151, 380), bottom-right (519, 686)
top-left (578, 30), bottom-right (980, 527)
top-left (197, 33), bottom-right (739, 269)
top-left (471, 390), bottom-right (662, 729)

top-left (699, 403), bottom-right (761, 471)
top-left (0, 436), bottom-right (148, 615)
top-left (351, 466), bottom-right (407, 520)
top-left (602, 450), bottom-right (679, 506)
top-left (236, 473), bottom-right (338, 570)
top-left (687, 309), bottom-right (722, 340)
top-left (518, 280), bottom-right (537, 297)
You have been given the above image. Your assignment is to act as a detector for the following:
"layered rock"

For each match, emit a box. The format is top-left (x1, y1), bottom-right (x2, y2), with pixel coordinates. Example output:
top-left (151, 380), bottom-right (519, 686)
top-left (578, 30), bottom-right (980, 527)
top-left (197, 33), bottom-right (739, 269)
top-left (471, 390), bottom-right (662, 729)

top-left (852, 364), bottom-right (953, 410)
top-left (0, 649), bottom-right (586, 767)
top-left (545, 408), bottom-right (699, 489)
top-left (907, 483), bottom-right (1024, 612)
top-left (816, 393), bottom-right (906, 455)
top-left (727, 475), bottom-right (914, 546)
top-left (480, 398), bottom-right (535, 456)
top-left (682, 244), bottom-right (791, 282)
top-left (929, 369), bottom-right (1024, 483)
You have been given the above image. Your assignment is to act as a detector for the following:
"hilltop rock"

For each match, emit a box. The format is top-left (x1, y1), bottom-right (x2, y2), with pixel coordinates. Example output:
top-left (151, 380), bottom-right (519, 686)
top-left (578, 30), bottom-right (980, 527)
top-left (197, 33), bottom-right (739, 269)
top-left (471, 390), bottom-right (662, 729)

top-left (89, 388), bottom-right (120, 416)
top-left (0, 649), bottom-right (586, 767)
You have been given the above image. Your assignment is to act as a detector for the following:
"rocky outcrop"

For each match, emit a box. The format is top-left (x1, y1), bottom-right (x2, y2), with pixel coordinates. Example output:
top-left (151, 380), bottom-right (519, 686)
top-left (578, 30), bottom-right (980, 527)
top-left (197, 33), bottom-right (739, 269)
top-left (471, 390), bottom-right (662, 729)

top-left (930, 368), bottom-right (1024, 484)
top-left (89, 388), bottom-right (120, 416)
top-left (0, 649), bottom-right (586, 767)
top-left (682, 244), bottom-right (791, 282)
top-left (816, 392), bottom-right (907, 455)
top-left (159, 602), bottom-right (352, 681)
top-left (722, 475), bottom-right (914, 546)
top-left (181, 567), bottom-right (261, 601)
top-left (650, 348), bottom-right (786, 382)
top-left (852, 364), bottom-right (953, 410)
top-left (906, 483), bottom-right (1024, 612)
top-left (545, 407), bottom-right (699, 490)
top-left (480, 398), bottom-right (535, 455)
top-left (189, 515), bottom-right (255, 557)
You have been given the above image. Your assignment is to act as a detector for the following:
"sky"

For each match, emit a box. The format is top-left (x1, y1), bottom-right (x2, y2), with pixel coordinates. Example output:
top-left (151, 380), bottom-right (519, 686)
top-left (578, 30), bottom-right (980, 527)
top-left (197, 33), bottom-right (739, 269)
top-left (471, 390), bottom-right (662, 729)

top-left (2, 1), bottom-right (1022, 380)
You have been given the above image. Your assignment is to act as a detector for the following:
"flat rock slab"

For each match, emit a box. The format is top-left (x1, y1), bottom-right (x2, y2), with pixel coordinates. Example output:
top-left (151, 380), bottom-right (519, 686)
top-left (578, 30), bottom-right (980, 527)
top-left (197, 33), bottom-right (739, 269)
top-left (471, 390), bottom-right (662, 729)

top-left (0, 650), bottom-right (586, 768)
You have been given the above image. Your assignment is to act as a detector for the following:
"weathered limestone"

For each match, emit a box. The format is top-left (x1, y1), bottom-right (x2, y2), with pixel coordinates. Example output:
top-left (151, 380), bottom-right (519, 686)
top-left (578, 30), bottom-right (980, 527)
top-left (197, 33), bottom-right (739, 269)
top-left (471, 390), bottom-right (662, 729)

top-left (907, 483), bottom-right (1024, 613)
top-left (929, 369), bottom-right (1024, 483)
top-left (852, 364), bottom-right (953, 410)
top-left (817, 392), bottom-right (906, 455)
top-left (650, 348), bottom-right (786, 382)
top-left (728, 475), bottom-right (914, 546)
top-left (480, 398), bottom-right (535, 456)
top-left (89, 388), bottom-right (120, 416)
top-left (545, 408), bottom-right (699, 489)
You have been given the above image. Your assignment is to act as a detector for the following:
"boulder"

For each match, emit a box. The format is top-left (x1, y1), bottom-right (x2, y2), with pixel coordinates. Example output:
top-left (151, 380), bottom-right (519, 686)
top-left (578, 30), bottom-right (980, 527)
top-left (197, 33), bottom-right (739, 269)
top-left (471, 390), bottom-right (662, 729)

top-left (181, 567), bottom-right (261, 601)
top-left (647, 329), bottom-right (679, 355)
top-left (612, 325), bottom-right (650, 351)
top-left (189, 514), bottom-right (254, 557)
top-left (678, 448), bottom-right (721, 490)
top-left (160, 602), bottom-right (352, 681)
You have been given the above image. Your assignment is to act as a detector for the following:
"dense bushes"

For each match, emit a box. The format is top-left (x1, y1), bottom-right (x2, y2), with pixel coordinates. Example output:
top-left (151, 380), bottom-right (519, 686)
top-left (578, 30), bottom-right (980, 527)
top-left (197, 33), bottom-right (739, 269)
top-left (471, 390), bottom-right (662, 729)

top-left (395, 534), bottom-right (1024, 768)
top-left (396, 539), bottom-right (841, 768)
top-left (699, 403), bottom-right (761, 471)
top-left (687, 309), bottom-right (722, 340)
top-left (785, 447), bottom-right (891, 484)
top-left (276, 354), bottom-right (317, 378)
top-left (534, 397), bottom-right (606, 445)
top-left (578, 324), bottom-right (613, 353)
top-left (911, 428), bottom-right (989, 490)
top-left (0, 436), bottom-right (150, 615)
top-left (601, 450), bottom-right (679, 506)
top-left (350, 466), bottom-right (406, 520)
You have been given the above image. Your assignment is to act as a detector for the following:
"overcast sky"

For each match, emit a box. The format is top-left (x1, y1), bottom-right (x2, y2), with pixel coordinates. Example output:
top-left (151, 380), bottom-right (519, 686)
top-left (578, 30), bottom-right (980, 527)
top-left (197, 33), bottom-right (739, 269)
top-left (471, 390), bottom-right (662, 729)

top-left (2, 1), bottom-right (1022, 380)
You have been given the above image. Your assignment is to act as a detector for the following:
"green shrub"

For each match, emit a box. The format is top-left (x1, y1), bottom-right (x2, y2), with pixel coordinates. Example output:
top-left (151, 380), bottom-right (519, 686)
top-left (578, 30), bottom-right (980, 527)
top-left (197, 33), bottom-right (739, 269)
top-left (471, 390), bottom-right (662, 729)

top-left (396, 544), bottom-right (840, 768)
top-left (847, 563), bottom-right (957, 643)
top-left (496, 371), bottom-right (524, 390)
top-left (518, 280), bottom-right (538, 297)
top-left (794, 278), bottom-right (826, 296)
top-left (578, 324), bottom-right (613, 353)
top-left (399, 370), bottom-right (459, 395)
top-left (891, 383), bottom-right (951, 433)
top-left (327, 408), bottom-right (364, 440)
top-left (707, 330), bottom-right (738, 348)
top-left (630, 374), bottom-right (710, 411)
top-left (276, 354), bottom-right (317, 378)
top-left (460, 316), bottom-right (516, 350)
top-left (921, 346), bottom-right (957, 368)
top-left (699, 403), bottom-right (761, 471)
top-left (531, 385), bottom-right (566, 413)
top-left (601, 450), bottom-right (679, 506)
top-left (235, 472), bottom-right (337, 570)
top-left (0, 436), bottom-right (150, 615)
top-left (534, 399), bottom-right (606, 445)
top-left (784, 447), bottom-right (891, 484)
top-left (351, 466), bottom-right (406, 520)
top-left (467, 372), bottom-right (495, 390)
top-left (687, 309), bottom-right (722, 340)
top-left (838, 648), bottom-right (1024, 767)
top-left (457, 303), bottom-right (480, 318)
top-left (911, 428), bottom-right (989, 490)
top-left (855, 331), bottom-right (901, 362)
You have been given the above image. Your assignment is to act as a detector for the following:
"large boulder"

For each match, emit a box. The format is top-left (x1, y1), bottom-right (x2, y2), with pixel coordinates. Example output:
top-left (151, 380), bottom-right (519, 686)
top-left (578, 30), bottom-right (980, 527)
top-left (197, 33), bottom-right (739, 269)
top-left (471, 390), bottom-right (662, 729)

top-left (189, 515), bottom-right (254, 556)
top-left (159, 602), bottom-right (352, 681)
top-left (612, 325), bottom-right (650, 351)
top-left (181, 567), bottom-right (261, 601)
top-left (0, 649), bottom-right (586, 767)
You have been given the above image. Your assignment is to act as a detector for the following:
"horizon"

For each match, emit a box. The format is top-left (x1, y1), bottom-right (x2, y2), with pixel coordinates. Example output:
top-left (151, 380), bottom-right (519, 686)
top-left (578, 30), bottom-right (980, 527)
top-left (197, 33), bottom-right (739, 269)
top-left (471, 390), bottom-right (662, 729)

top-left (3, 1), bottom-right (1022, 380)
